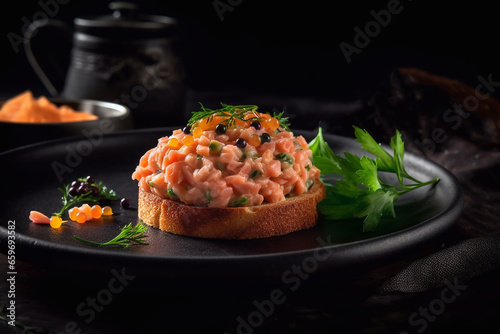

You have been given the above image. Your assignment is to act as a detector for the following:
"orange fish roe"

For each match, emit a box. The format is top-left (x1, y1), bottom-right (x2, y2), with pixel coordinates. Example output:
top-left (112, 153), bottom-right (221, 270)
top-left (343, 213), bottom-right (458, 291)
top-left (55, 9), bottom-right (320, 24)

top-left (247, 133), bottom-right (261, 147)
top-left (182, 135), bottom-right (195, 146)
top-left (167, 137), bottom-right (181, 149)
top-left (69, 207), bottom-right (79, 221)
top-left (102, 206), bottom-right (113, 216)
top-left (91, 205), bottom-right (102, 219)
top-left (263, 117), bottom-right (279, 131)
top-left (67, 203), bottom-right (108, 223)
top-left (49, 216), bottom-right (64, 228)
top-left (80, 204), bottom-right (92, 220)
top-left (192, 127), bottom-right (203, 138)
top-left (75, 212), bottom-right (87, 224)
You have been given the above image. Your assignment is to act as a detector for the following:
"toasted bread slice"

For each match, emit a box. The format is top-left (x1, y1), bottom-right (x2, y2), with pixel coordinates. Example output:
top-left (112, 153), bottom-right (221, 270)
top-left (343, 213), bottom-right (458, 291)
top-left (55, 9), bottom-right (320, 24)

top-left (138, 181), bottom-right (326, 239)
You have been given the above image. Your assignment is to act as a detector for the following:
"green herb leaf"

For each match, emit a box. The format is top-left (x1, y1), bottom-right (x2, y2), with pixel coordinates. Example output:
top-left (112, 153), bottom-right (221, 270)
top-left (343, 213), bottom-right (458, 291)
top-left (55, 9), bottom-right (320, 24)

top-left (249, 169), bottom-right (262, 178)
top-left (273, 109), bottom-right (291, 131)
top-left (354, 189), bottom-right (400, 232)
top-left (356, 156), bottom-right (382, 191)
top-left (53, 179), bottom-right (118, 217)
top-left (353, 126), bottom-right (395, 172)
top-left (276, 152), bottom-right (294, 165)
top-left (167, 188), bottom-right (178, 198)
top-left (310, 126), bottom-right (440, 232)
top-left (229, 196), bottom-right (249, 207)
top-left (73, 222), bottom-right (148, 248)
top-left (205, 190), bottom-right (213, 202)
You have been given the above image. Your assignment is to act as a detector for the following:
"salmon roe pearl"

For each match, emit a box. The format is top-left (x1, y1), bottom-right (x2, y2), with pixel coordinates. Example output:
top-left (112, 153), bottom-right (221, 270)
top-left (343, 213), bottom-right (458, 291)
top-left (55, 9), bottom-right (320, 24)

top-left (248, 133), bottom-right (261, 147)
top-left (264, 117), bottom-right (279, 130)
top-left (91, 205), bottom-right (102, 219)
top-left (192, 127), bottom-right (203, 138)
top-left (80, 204), bottom-right (92, 220)
top-left (69, 207), bottom-right (79, 221)
top-left (167, 137), bottom-right (180, 149)
top-left (198, 117), bottom-right (219, 131)
top-left (209, 116), bottom-right (227, 130)
top-left (182, 135), bottom-right (195, 146)
top-left (50, 216), bottom-right (63, 228)
top-left (75, 212), bottom-right (87, 224)
top-left (234, 119), bottom-right (248, 128)
top-left (102, 206), bottom-right (113, 216)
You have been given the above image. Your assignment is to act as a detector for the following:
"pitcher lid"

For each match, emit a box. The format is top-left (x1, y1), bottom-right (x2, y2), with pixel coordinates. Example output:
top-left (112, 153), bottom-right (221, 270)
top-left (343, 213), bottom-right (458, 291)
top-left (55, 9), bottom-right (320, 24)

top-left (74, 2), bottom-right (177, 38)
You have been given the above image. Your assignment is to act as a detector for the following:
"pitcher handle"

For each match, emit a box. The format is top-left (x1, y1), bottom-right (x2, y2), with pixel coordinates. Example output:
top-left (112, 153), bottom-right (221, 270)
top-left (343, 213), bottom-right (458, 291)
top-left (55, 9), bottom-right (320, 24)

top-left (23, 19), bottom-right (72, 96)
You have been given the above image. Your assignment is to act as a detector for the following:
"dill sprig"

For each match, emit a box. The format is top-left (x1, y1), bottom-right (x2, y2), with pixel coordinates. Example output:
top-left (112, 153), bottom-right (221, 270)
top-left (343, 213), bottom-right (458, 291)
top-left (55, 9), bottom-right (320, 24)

top-left (187, 103), bottom-right (259, 128)
top-left (73, 222), bottom-right (149, 248)
top-left (273, 109), bottom-right (291, 131)
top-left (187, 103), bottom-right (291, 130)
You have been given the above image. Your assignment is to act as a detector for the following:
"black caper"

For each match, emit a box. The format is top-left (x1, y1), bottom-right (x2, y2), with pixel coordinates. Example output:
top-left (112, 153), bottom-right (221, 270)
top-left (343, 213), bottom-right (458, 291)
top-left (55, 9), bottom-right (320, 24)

top-left (250, 120), bottom-right (261, 130)
top-left (120, 198), bottom-right (131, 209)
top-left (215, 123), bottom-right (227, 134)
top-left (235, 138), bottom-right (247, 148)
top-left (182, 126), bottom-right (191, 134)
top-left (260, 132), bottom-right (271, 144)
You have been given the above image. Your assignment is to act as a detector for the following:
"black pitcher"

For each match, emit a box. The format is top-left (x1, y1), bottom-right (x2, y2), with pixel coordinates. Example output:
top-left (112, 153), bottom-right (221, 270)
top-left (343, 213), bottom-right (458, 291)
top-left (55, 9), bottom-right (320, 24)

top-left (24, 2), bottom-right (186, 128)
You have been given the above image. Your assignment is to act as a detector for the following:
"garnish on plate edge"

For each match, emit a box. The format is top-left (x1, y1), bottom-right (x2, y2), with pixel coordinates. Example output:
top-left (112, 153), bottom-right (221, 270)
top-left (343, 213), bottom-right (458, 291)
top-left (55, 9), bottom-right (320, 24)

top-left (30, 175), bottom-right (128, 229)
top-left (54, 175), bottom-right (118, 217)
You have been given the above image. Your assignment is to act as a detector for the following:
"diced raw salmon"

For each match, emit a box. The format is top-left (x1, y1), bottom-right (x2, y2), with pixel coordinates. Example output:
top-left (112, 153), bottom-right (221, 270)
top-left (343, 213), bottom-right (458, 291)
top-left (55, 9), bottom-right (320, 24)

top-left (29, 211), bottom-right (50, 224)
top-left (132, 117), bottom-right (322, 207)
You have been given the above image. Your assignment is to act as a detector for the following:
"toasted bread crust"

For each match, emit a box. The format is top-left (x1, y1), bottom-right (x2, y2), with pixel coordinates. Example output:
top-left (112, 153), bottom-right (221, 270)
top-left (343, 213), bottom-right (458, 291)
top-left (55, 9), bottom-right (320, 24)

top-left (138, 181), bottom-right (326, 239)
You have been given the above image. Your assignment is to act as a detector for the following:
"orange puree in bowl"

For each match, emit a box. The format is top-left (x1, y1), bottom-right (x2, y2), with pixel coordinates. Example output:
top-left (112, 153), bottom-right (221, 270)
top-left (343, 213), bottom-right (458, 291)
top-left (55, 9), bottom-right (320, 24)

top-left (0, 90), bottom-right (98, 123)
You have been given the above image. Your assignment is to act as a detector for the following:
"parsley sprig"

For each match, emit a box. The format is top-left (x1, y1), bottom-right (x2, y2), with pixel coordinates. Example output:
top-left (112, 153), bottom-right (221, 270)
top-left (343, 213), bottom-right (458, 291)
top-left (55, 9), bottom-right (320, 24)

top-left (309, 126), bottom-right (440, 232)
top-left (54, 178), bottom-right (117, 217)
top-left (73, 222), bottom-right (148, 248)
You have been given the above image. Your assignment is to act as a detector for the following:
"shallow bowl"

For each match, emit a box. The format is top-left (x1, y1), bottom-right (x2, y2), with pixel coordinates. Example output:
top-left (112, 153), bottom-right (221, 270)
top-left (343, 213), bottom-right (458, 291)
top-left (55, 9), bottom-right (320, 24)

top-left (0, 98), bottom-right (133, 152)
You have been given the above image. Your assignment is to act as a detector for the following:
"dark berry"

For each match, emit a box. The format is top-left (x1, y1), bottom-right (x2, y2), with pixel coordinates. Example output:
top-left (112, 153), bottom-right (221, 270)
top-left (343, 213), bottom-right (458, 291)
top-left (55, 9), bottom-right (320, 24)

top-left (250, 120), bottom-right (261, 130)
top-left (120, 198), bottom-right (131, 209)
top-left (215, 123), bottom-right (227, 134)
top-left (68, 185), bottom-right (78, 197)
top-left (90, 186), bottom-right (99, 196)
top-left (182, 126), bottom-right (191, 134)
top-left (71, 180), bottom-right (81, 188)
top-left (235, 138), bottom-right (247, 148)
top-left (77, 183), bottom-right (90, 195)
top-left (86, 176), bottom-right (95, 184)
top-left (260, 132), bottom-right (271, 144)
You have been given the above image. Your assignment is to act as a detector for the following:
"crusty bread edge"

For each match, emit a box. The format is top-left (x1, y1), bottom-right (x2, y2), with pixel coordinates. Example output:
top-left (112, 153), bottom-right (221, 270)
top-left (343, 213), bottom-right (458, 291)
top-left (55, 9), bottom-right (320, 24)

top-left (137, 181), bottom-right (326, 239)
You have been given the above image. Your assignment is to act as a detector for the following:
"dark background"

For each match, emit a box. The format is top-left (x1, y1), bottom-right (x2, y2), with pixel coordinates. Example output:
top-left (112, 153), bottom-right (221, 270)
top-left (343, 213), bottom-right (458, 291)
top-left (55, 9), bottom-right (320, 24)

top-left (0, 0), bottom-right (498, 106)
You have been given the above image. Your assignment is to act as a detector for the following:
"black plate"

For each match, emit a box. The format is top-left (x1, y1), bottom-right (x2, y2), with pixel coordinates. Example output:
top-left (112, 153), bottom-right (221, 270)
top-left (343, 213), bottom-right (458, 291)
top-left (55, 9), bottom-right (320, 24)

top-left (0, 128), bottom-right (463, 283)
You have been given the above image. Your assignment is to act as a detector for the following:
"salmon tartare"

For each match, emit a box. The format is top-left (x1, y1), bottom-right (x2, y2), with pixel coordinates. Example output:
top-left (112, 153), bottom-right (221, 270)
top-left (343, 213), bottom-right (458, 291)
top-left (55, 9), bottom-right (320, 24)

top-left (132, 104), bottom-right (322, 208)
